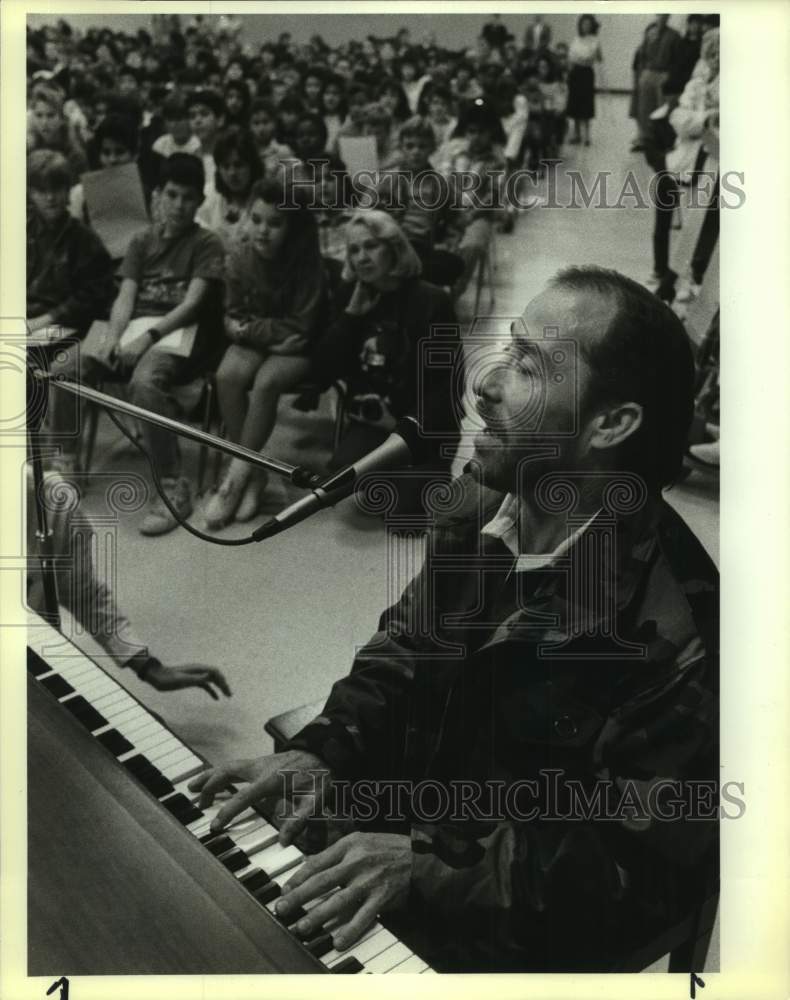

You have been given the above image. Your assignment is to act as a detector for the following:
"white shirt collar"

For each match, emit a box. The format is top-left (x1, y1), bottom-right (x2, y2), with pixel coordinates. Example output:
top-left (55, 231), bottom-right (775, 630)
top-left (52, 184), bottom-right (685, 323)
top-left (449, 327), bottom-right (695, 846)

top-left (481, 493), bottom-right (600, 572)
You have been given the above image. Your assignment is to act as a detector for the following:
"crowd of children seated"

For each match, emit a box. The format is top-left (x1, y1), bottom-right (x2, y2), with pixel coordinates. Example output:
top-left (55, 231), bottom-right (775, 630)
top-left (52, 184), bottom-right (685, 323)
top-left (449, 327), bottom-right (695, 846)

top-left (26, 14), bottom-right (584, 537)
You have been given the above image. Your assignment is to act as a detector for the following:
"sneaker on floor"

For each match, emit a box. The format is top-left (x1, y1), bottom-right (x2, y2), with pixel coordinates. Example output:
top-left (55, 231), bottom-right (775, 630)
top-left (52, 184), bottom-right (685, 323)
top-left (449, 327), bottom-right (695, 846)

top-left (235, 473), bottom-right (267, 523)
top-left (47, 453), bottom-right (79, 477)
top-left (139, 477), bottom-right (192, 536)
top-left (675, 280), bottom-right (702, 303)
top-left (643, 272), bottom-right (662, 290)
top-left (203, 471), bottom-right (248, 530)
top-left (688, 440), bottom-right (720, 467)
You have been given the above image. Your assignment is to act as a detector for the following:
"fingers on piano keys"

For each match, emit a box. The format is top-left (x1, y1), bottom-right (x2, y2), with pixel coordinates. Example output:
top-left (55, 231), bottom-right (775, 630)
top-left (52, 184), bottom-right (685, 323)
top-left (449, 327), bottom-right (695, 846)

top-left (27, 640), bottom-right (435, 975)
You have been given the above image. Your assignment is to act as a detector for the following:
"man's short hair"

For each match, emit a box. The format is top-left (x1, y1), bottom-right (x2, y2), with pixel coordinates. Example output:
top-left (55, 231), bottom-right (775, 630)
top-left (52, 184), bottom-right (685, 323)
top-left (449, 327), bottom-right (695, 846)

top-left (27, 149), bottom-right (71, 191)
top-left (185, 88), bottom-right (225, 119)
top-left (158, 152), bottom-right (205, 195)
top-left (93, 112), bottom-right (139, 156)
top-left (549, 266), bottom-right (695, 491)
top-left (398, 115), bottom-right (437, 152)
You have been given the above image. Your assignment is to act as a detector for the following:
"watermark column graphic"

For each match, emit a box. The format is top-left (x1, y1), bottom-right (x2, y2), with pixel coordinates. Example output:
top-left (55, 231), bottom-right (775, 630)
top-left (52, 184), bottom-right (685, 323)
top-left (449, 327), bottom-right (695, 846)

top-left (533, 471), bottom-right (649, 659)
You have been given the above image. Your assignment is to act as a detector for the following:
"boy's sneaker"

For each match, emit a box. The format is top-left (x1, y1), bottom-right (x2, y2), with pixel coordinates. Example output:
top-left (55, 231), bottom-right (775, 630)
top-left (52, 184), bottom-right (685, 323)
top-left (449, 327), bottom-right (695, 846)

top-left (139, 477), bottom-right (192, 536)
top-left (47, 453), bottom-right (79, 477)
top-left (675, 279), bottom-right (702, 303)
top-left (643, 272), bottom-right (662, 291)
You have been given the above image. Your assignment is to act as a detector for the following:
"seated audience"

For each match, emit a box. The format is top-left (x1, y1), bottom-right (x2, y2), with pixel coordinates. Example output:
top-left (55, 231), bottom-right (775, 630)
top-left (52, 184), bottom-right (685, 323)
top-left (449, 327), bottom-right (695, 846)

top-left (197, 126), bottom-right (262, 247)
top-left (27, 149), bottom-right (115, 341)
top-left (205, 177), bottom-right (324, 529)
top-left (28, 80), bottom-right (88, 179)
top-left (151, 91), bottom-right (203, 159)
top-left (248, 97), bottom-right (293, 178)
top-left (186, 88), bottom-right (226, 194)
top-left (375, 116), bottom-right (464, 287)
top-left (308, 210), bottom-right (459, 514)
top-left (47, 153), bottom-right (225, 535)
top-left (434, 98), bottom-right (506, 296)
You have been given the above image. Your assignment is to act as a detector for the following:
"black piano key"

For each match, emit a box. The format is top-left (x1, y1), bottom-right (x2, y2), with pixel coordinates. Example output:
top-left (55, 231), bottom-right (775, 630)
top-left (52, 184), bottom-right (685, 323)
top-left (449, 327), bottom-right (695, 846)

top-left (160, 794), bottom-right (204, 825)
top-left (276, 904), bottom-right (308, 927)
top-left (27, 648), bottom-right (51, 676)
top-left (121, 757), bottom-right (174, 798)
top-left (331, 956), bottom-right (365, 974)
top-left (203, 835), bottom-right (236, 858)
top-left (97, 729), bottom-right (135, 757)
top-left (252, 881), bottom-right (281, 905)
top-left (122, 754), bottom-right (155, 776)
top-left (62, 696), bottom-right (108, 733)
top-left (239, 868), bottom-right (270, 894)
top-left (40, 673), bottom-right (75, 699)
top-left (218, 848), bottom-right (250, 873)
top-left (304, 932), bottom-right (334, 958)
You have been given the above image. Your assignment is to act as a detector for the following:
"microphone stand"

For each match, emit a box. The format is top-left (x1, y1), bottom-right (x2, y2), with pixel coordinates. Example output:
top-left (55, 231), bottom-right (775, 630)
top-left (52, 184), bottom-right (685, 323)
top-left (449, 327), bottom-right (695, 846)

top-left (34, 370), bottom-right (327, 492)
top-left (28, 419), bottom-right (62, 629)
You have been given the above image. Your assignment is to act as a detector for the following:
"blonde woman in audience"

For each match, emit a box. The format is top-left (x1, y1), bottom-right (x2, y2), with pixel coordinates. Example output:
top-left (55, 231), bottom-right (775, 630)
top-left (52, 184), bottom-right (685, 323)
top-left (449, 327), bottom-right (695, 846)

top-left (204, 177), bottom-right (324, 529)
top-left (28, 81), bottom-right (88, 180)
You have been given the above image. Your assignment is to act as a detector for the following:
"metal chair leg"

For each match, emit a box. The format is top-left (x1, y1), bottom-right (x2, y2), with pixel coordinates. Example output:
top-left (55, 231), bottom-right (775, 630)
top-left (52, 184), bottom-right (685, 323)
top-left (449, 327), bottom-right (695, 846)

top-left (332, 381), bottom-right (347, 455)
top-left (212, 421), bottom-right (226, 491)
top-left (80, 385), bottom-right (102, 473)
top-left (196, 378), bottom-right (214, 496)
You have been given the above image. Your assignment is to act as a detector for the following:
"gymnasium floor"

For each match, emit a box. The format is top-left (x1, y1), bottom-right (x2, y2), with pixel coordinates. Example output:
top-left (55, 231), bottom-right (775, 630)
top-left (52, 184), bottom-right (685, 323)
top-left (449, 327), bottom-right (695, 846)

top-left (58, 93), bottom-right (719, 971)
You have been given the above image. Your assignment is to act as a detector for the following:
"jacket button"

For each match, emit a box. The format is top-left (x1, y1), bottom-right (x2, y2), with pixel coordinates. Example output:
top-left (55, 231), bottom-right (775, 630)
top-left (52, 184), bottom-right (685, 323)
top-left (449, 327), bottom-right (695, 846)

top-left (554, 715), bottom-right (578, 738)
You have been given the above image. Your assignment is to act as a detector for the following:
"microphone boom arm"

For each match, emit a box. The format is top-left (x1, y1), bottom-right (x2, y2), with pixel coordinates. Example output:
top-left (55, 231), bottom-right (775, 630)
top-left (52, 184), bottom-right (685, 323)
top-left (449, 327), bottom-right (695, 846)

top-left (34, 370), bottom-right (325, 490)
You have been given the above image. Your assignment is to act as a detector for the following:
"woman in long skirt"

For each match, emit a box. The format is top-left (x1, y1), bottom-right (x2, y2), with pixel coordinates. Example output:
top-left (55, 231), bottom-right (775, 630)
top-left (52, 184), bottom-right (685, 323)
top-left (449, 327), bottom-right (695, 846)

top-left (566, 14), bottom-right (603, 146)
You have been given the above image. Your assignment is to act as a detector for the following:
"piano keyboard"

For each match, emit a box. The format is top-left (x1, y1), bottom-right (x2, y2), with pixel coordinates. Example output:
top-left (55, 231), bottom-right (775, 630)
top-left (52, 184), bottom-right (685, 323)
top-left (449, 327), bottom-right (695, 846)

top-left (27, 615), bottom-right (434, 975)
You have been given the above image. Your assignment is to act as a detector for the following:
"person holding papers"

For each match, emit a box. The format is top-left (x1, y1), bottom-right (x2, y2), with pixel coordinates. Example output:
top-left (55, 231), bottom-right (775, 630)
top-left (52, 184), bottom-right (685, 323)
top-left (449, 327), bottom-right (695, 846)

top-left (47, 153), bottom-right (225, 537)
top-left (27, 149), bottom-right (115, 342)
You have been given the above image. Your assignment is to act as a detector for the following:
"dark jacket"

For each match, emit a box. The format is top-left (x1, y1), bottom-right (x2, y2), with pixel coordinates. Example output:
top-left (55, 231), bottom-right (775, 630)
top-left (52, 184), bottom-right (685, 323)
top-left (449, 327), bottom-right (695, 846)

top-left (309, 277), bottom-right (460, 444)
top-left (287, 474), bottom-right (719, 971)
top-left (27, 209), bottom-right (115, 333)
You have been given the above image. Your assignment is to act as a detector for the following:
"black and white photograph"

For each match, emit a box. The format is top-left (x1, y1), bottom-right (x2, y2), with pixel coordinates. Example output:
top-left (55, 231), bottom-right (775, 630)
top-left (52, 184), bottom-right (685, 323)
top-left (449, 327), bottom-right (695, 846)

top-left (1, 1), bottom-right (788, 996)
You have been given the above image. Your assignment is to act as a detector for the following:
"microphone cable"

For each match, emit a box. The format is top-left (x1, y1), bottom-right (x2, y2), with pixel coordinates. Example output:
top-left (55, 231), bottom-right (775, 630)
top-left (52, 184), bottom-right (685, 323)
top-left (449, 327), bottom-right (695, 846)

top-left (103, 406), bottom-right (272, 547)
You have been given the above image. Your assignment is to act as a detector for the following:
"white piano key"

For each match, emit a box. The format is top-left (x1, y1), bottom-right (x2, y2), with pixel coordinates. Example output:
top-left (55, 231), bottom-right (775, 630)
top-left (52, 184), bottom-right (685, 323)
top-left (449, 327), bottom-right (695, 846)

top-left (388, 954), bottom-right (428, 973)
top-left (103, 705), bottom-right (146, 729)
top-left (246, 841), bottom-right (304, 879)
top-left (133, 729), bottom-right (178, 756)
top-left (157, 753), bottom-right (205, 784)
top-left (319, 923), bottom-right (382, 966)
top-left (71, 673), bottom-right (118, 697)
top-left (233, 824), bottom-right (280, 856)
top-left (327, 928), bottom-right (398, 968)
top-left (362, 940), bottom-right (414, 973)
top-left (90, 689), bottom-right (131, 713)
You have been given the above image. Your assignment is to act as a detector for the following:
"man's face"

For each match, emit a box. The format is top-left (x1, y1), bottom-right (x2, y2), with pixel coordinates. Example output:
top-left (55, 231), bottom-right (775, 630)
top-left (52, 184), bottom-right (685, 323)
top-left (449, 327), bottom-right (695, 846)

top-left (98, 137), bottom-right (133, 169)
top-left (295, 119), bottom-right (324, 158)
top-left (158, 180), bottom-right (201, 233)
top-left (118, 73), bottom-right (138, 97)
top-left (189, 103), bottom-right (220, 142)
top-left (428, 94), bottom-right (449, 122)
top-left (400, 134), bottom-right (432, 171)
top-left (470, 285), bottom-right (612, 493)
top-left (168, 115), bottom-right (192, 145)
top-left (32, 101), bottom-right (61, 143)
top-left (304, 76), bottom-right (322, 102)
top-left (30, 184), bottom-right (69, 224)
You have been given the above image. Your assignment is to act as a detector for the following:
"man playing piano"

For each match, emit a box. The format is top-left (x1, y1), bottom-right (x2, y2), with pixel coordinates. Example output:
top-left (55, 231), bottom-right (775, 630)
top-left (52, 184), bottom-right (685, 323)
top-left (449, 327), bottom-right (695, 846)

top-left (192, 267), bottom-right (718, 972)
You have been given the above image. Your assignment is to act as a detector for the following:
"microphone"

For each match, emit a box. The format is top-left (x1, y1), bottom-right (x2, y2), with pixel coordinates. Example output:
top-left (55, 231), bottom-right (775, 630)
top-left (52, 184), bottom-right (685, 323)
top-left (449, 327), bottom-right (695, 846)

top-left (253, 416), bottom-right (434, 540)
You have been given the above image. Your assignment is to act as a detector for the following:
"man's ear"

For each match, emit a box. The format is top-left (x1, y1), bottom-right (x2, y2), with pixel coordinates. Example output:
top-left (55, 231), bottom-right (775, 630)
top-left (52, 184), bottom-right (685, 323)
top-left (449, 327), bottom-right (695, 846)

top-left (587, 401), bottom-right (643, 453)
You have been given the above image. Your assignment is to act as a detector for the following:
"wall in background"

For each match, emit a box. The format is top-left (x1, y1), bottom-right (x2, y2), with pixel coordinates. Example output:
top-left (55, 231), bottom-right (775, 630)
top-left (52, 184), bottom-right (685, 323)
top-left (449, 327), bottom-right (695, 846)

top-left (28, 11), bottom-right (689, 92)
